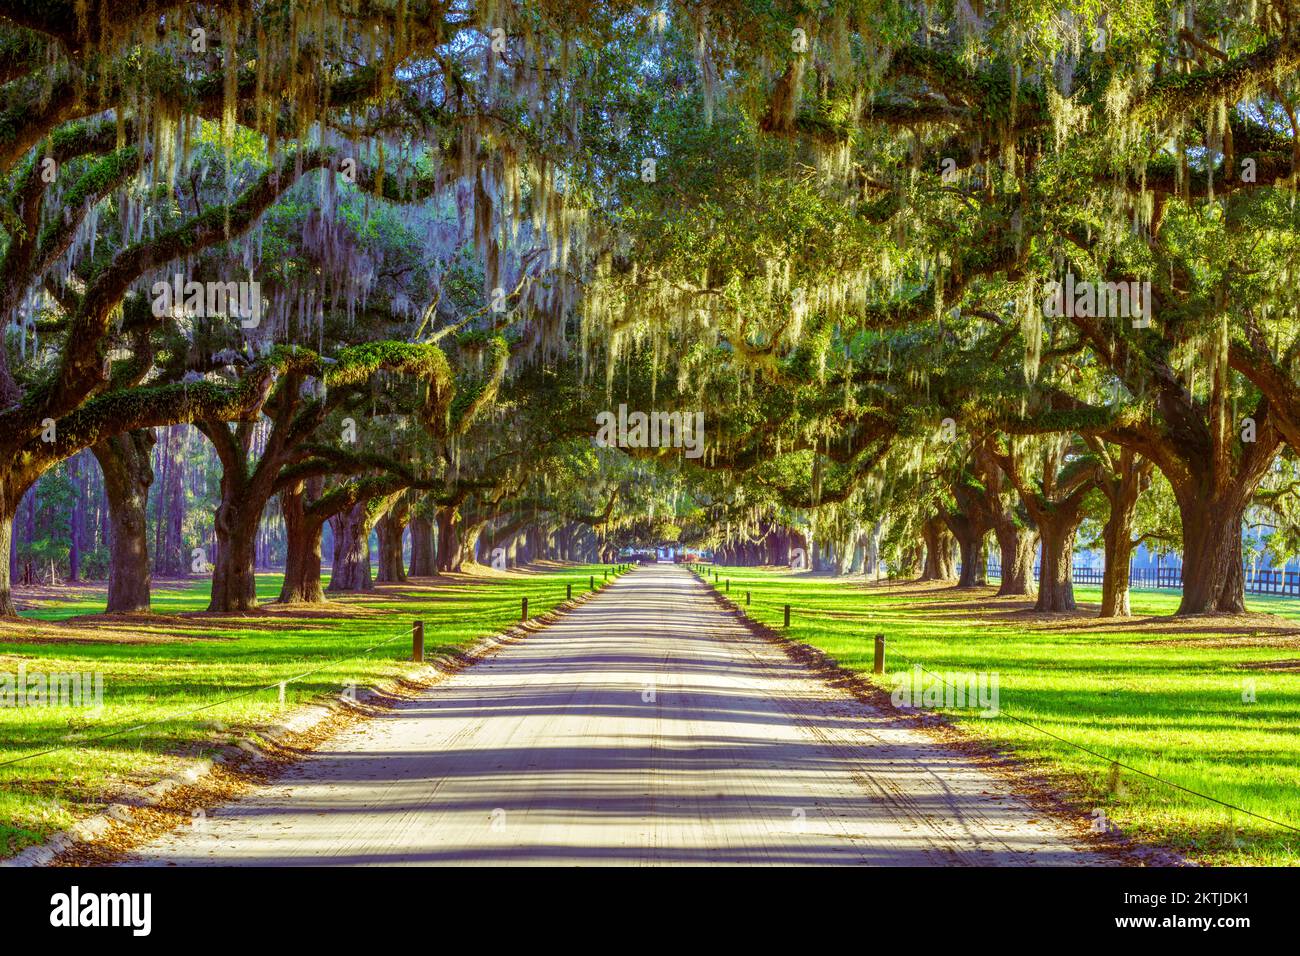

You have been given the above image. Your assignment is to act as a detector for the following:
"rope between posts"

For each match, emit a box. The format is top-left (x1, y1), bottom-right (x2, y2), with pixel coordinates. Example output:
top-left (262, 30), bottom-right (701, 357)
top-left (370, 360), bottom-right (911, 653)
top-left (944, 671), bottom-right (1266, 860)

top-left (0, 569), bottom-right (630, 771)
top-left (692, 566), bottom-right (1300, 835)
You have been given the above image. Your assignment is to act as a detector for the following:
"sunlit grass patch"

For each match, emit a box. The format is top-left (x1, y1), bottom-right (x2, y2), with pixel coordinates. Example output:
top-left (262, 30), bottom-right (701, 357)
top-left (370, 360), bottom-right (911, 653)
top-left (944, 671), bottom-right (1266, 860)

top-left (703, 565), bottom-right (1300, 866)
top-left (0, 565), bottom-right (617, 859)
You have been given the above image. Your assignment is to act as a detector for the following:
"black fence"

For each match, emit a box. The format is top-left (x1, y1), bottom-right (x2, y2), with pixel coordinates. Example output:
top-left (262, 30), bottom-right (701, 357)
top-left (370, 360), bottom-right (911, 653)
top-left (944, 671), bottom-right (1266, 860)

top-left (981, 561), bottom-right (1300, 596)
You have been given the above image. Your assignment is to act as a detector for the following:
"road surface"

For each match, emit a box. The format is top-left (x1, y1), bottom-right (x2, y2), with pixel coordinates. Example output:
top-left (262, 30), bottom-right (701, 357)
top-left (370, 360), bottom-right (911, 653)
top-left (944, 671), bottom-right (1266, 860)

top-left (120, 564), bottom-right (1107, 866)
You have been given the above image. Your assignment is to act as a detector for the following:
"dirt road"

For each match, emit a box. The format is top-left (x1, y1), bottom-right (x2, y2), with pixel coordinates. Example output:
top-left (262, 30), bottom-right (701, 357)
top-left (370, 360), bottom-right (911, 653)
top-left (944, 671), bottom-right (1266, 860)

top-left (120, 564), bottom-right (1109, 866)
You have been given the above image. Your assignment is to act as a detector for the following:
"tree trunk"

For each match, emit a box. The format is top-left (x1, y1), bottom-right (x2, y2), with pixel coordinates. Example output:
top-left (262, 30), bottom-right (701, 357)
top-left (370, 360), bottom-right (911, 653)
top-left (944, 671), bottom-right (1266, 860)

top-left (1177, 495), bottom-right (1246, 614)
top-left (409, 514), bottom-right (434, 576)
top-left (209, 503), bottom-right (260, 611)
top-left (833, 530), bottom-right (855, 575)
top-left (91, 430), bottom-right (156, 613)
top-left (993, 442), bottom-right (1097, 613)
top-left (1099, 478), bottom-right (1140, 618)
top-left (0, 472), bottom-right (27, 617)
top-left (1090, 446), bottom-right (1152, 618)
top-left (278, 477), bottom-right (325, 604)
top-left (374, 504), bottom-right (408, 583)
top-left (944, 511), bottom-right (988, 588)
top-left (955, 534), bottom-right (988, 588)
top-left (327, 502), bottom-right (374, 592)
top-left (1035, 514), bottom-right (1079, 612)
top-left (919, 518), bottom-right (956, 580)
top-left (1100, 522), bottom-right (1134, 617)
top-left (458, 520), bottom-right (487, 571)
top-left (435, 506), bottom-right (459, 573)
top-left (994, 522), bottom-right (1038, 598)
top-left (863, 518), bottom-right (887, 579)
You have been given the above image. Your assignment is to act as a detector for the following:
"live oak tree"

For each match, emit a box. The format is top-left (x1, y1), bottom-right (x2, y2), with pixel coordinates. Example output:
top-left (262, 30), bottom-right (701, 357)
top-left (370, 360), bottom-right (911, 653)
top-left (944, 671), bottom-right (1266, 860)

top-left (644, 1), bottom-right (1300, 613)
top-left (0, 3), bottom-right (422, 614)
top-left (0, 0), bottom-right (631, 613)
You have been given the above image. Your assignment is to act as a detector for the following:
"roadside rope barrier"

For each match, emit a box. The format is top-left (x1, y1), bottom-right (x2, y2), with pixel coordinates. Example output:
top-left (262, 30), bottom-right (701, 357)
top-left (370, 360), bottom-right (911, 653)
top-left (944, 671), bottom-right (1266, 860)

top-left (0, 625), bottom-right (415, 771)
top-left (692, 566), bottom-right (1300, 836)
top-left (0, 568), bottom-right (630, 772)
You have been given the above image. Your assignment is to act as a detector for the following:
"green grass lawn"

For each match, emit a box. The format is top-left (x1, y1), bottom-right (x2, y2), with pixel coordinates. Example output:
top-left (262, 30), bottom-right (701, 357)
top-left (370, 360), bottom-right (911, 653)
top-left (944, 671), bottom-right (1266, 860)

top-left (0, 564), bottom-right (621, 858)
top-left (699, 566), bottom-right (1300, 866)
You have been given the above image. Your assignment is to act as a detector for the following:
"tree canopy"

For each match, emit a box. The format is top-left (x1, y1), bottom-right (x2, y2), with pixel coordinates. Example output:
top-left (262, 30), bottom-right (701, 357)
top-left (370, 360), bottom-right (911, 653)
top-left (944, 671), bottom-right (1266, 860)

top-left (4, 0), bottom-right (1300, 618)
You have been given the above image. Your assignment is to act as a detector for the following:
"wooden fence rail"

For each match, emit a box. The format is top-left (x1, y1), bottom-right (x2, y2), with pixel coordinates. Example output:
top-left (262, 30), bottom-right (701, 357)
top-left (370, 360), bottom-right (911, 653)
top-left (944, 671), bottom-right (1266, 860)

top-left (978, 561), bottom-right (1300, 596)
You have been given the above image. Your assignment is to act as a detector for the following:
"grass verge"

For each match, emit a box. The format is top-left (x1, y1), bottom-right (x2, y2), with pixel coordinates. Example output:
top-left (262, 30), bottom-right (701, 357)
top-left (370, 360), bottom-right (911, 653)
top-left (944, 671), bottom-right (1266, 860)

top-left (698, 565), bottom-right (1300, 866)
top-left (0, 563), bottom-right (621, 859)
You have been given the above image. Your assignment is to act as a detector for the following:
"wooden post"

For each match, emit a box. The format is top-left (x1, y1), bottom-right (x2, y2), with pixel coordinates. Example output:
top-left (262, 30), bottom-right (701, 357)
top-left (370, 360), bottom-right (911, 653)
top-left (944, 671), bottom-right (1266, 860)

top-left (412, 621), bottom-right (425, 662)
top-left (726, 579), bottom-right (731, 592)
top-left (783, 604), bottom-right (791, 628)
top-left (521, 597), bottom-right (529, 620)
top-left (590, 574), bottom-right (595, 590)
top-left (567, 583), bottom-right (573, 600)
top-left (746, 591), bottom-right (750, 606)
top-left (873, 634), bottom-right (885, 674)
